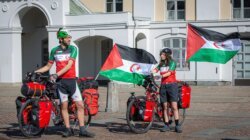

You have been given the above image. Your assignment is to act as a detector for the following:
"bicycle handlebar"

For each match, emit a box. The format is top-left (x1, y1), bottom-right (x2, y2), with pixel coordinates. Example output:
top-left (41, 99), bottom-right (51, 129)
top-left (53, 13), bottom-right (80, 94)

top-left (24, 72), bottom-right (54, 84)
top-left (142, 74), bottom-right (160, 93)
top-left (150, 74), bottom-right (159, 88)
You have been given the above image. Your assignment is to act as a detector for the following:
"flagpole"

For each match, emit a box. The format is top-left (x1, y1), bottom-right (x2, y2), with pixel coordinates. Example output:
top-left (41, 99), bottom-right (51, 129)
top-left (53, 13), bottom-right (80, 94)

top-left (195, 62), bottom-right (197, 85)
top-left (95, 72), bottom-right (100, 81)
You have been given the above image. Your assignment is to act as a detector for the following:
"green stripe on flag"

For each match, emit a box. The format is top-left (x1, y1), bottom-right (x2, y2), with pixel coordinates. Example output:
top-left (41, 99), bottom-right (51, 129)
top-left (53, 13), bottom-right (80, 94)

top-left (100, 69), bottom-right (145, 85)
top-left (188, 48), bottom-right (238, 64)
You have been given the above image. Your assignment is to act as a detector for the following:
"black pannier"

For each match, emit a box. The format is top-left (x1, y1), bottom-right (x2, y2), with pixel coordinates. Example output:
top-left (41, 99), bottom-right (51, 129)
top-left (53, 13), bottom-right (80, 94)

top-left (77, 77), bottom-right (98, 92)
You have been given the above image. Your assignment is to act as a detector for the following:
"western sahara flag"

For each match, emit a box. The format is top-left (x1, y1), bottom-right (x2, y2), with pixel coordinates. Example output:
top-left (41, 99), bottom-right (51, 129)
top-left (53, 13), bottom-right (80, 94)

top-left (99, 44), bottom-right (157, 85)
top-left (186, 24), bottom-right (241, 64)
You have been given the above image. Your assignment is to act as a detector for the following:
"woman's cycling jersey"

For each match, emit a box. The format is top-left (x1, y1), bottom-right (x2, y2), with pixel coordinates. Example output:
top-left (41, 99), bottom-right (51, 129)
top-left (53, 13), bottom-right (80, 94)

top-left (155, 60), bottom-right (177, 84)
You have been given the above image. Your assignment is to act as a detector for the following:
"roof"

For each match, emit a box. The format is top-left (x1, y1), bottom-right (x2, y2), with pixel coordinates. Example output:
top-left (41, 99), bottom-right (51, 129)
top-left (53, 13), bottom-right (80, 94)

top-left (69, 0), bottom-right (91, 15)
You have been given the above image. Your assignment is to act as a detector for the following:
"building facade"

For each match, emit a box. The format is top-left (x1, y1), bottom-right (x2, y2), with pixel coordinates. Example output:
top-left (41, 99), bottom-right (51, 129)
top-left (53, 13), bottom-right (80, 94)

top-left (0, 0), bottom-right (249, 85)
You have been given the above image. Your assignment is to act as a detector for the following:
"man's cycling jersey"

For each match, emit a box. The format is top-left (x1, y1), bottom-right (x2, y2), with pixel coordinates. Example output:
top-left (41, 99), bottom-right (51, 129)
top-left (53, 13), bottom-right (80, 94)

top-left (49, 45), bottom-right (77, 79)
top-left (155, 60), bottom-right (177, 84)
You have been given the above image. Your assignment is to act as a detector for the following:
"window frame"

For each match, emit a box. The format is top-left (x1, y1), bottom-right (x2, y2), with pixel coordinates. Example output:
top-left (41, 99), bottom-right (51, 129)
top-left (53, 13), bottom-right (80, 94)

top-left (233, 0), bottom-right (250, 19)
top-left (165, 0), bottom-right (185, 21)
top-left (162, 38), bottom-right (189, 71)
top-left (106, 0), bottom-right (123, 13)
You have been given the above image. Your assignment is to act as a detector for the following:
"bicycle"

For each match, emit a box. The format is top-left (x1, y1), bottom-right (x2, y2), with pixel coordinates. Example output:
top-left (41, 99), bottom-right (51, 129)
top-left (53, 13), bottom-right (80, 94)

top-left (126, 74), bottom-right (186, 134)
top-left (17, 73), bottom-right (92, 137)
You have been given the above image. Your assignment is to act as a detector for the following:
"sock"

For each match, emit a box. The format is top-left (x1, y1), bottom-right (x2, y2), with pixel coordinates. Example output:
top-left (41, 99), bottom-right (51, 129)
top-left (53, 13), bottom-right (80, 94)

top-left (175, 120), bottom-right (179, 126)
top-left (168, 120), bottom-right (172, 124)
top-left (164, 122), bottom-right (169, 126)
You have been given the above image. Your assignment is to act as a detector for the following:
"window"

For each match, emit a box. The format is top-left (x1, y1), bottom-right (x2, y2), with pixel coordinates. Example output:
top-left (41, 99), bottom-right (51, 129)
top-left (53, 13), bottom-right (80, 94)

top-left (233, 0), bottom-right (250, 19)
top-left (106, 0), bottom-right (123, 12)
top-left (166, 0), bottom-right (185, 20)
top-left (163, 38), bottom-right (189, 70)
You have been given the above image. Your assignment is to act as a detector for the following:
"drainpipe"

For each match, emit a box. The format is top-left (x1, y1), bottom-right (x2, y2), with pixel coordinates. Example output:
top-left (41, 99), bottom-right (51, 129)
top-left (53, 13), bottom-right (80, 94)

top-left (132, 0), bottom-right (136, 48)
top-left (194, 0), bottom-right (197, 85)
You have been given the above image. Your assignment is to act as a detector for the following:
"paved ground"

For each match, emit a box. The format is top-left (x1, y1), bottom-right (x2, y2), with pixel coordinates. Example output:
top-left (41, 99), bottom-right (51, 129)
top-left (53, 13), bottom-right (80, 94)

top-left (0, 84), bottom-right (250, 140)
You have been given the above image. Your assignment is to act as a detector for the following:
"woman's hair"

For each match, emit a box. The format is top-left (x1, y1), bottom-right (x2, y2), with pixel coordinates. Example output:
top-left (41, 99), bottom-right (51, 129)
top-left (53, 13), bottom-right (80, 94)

top-left (159, 53), bottom-right (172, 67)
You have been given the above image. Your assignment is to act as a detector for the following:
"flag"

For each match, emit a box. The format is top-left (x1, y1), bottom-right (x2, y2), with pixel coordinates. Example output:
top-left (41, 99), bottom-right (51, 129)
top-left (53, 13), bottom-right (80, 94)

top-left (99, 44), bottom-right (157, 85)
top-left (186, 24), bottom-right (241, 64)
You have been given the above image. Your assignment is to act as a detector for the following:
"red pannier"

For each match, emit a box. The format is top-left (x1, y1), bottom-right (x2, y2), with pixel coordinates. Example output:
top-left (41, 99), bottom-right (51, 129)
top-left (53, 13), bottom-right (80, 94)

top-left (82, 89), bottom-right (99, 116)
top-left (177, 82), bottom-right (191, 109)
top-left (21, 82), bottom-right (46, 97)
top-left (143, 100), bottom-right (155, 122)
top-left (31, 99), bottom-right (52, 128)
top-left (15, 96), bottom-right (28, 123)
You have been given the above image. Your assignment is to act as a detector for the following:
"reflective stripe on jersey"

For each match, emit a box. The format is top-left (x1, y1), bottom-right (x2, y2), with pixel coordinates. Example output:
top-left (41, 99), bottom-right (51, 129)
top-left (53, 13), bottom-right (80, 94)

top-left (49, 45), bottom-right (77, 78)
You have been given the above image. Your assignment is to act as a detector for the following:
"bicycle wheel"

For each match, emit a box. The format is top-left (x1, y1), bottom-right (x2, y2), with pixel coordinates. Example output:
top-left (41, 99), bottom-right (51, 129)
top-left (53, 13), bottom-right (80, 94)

top-left (168, 108), bottom-right (186, 126)
top-left (83, 104), bottom-right (92, 128)
top-left (18, 99), bottom-right (44, 137)
top-left (70, 104), bottom-right (92, 130)
top-left (178, 108), bottom-right (186, 126)
top-left (51, 100), bottom-right (64, 126)
top-left (126, 97), bottom-right (154, 134)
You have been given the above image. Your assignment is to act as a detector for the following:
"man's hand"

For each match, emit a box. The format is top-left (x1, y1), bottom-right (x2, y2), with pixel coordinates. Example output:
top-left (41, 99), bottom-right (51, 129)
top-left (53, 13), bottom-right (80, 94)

top-left (50, 74), bottom-right (58, 82)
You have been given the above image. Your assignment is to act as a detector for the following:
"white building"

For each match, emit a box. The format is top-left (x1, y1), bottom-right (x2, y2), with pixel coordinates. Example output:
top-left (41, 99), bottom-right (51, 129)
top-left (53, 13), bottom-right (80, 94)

top-left (0, 0), bottom-right (249, 85)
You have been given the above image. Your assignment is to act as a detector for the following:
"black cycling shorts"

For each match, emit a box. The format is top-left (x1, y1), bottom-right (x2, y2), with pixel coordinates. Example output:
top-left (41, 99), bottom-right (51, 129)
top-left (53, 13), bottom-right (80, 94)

top-left (57, 78), bottom-right (77, 96)
top-left (159, 83), bottom-right (178, 103)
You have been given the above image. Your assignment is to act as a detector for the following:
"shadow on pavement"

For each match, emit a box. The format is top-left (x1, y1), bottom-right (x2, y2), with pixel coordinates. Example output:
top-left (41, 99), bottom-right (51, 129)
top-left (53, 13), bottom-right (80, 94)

top-left (43, 126), bottom-right (65, 136)
top-left (0, 123), bottom-right (28, 139)
top-left (106, 122), bottom-right (134, 134)
top-left (89, 122), bottom-right (134, 134)
top-left (0, 123), bottom-right (67, 138)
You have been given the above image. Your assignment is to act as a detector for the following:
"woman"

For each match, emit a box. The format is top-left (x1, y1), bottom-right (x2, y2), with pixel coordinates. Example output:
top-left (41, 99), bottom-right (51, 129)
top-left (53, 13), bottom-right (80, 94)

top-left (152, 48), bottom-right (182, 133)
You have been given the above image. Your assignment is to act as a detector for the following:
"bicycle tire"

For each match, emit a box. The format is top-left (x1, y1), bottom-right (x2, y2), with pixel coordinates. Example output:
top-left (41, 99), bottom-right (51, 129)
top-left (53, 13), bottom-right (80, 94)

top-left (178, 108), bottom-right (186, 126)
top-left (168, 108), bottom-right (186, 126)
top-left (126, 97), bottom-right (154, 134)
top-left (84, 105), bottom-right (92, 127)
top-left (70, 104), bottom-right (92, 130)
top-left (51, 100), bottom-right (64, 126)
top-left (18, 99), bottom-right (45, 137)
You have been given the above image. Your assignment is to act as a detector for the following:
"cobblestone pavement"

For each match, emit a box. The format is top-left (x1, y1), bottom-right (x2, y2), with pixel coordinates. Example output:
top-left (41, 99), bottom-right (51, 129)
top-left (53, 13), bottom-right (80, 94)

top-left (0, 84), bottom-right (249, 140)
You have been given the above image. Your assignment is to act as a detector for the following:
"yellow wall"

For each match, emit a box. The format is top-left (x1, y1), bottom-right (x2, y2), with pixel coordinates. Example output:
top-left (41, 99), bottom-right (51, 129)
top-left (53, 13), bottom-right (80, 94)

top-left (155, 0), bottom-right (165, 22)
top-left (155, 0), bottom-right (196, 22)
top-left (220, 0), bottom-right (231, 20)
top-left (124, 0), bottom-right (132, 12)
top-left (81, 0), bottom-right (132, 13)
top-left (80, 0), bottom-right (105, 13)
top-left (186, 0), bottom-right (196, 21)
top-left (80, 0), bottom-right (197, 21)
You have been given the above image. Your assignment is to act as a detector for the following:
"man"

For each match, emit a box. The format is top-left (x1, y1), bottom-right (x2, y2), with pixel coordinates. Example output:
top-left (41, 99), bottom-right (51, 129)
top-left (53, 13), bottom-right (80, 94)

top-left (35, 28), bottom-right (95, 137)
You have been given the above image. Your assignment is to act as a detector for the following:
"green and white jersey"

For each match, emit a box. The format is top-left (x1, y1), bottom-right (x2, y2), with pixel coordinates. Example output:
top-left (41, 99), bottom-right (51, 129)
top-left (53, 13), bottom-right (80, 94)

top-left (49, 45), bottom-right (77, 78)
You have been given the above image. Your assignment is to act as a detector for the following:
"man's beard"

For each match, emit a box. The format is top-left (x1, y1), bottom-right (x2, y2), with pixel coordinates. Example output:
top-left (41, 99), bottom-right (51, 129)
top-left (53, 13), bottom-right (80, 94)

top-left (62, 40), bottom-right (70, 47)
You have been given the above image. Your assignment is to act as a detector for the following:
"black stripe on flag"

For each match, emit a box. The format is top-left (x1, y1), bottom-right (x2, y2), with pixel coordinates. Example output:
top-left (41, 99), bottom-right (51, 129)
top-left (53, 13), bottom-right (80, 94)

top-left (116, 44), bottom-right (157, 64)
top-left (190, 24), bottom-right (239, 42)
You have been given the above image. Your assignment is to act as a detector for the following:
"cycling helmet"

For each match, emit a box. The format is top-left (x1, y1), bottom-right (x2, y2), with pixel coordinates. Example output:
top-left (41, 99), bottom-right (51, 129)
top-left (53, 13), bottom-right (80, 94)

top-left (57, 28), bottom-right (71, 39)
top-left (160, 48), bottom-right (172, 55)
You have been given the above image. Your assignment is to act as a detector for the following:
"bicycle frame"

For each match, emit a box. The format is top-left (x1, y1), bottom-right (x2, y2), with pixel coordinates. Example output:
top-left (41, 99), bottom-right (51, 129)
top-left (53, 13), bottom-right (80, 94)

top-left (18, 73), bottom-right (92, 137)
top-left (126, 75), bottom-right (186, 134)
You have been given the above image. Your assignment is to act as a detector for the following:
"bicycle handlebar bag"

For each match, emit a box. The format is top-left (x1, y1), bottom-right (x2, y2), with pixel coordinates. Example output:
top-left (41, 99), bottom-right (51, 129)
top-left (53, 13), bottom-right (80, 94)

top-left (21, 82), bottom-right (46, 97)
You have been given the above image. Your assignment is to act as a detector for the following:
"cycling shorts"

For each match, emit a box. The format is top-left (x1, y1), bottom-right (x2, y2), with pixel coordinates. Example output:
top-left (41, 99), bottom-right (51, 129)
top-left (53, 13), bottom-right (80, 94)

top-left (57, 78), bottom-right (82, 103)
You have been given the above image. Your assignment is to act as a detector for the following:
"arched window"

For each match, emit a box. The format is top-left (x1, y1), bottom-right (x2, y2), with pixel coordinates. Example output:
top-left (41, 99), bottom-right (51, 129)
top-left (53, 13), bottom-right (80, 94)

top-left (162, 38), bottom-right (189, 70)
